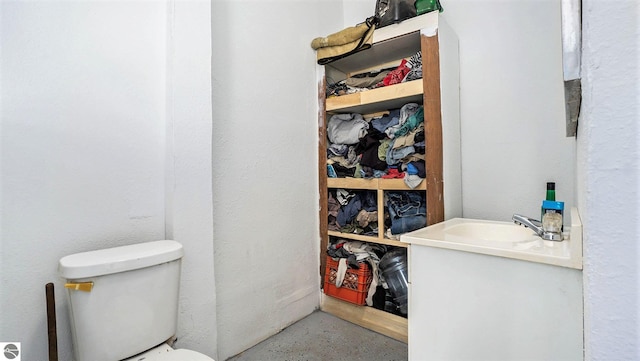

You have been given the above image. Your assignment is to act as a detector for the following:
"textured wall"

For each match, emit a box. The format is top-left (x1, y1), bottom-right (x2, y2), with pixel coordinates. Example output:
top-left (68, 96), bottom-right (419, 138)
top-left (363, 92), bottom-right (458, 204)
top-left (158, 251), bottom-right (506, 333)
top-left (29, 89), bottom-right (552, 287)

top-left (165, 0), bottom-right (217, 358)
top-left (344, 0), bottom-right (576, 224)
top-left (441, 0), bottom-right (576, 223)
top-left (0, 2), bottom-right (167, 360)
top-left (1, 1), bottom-right (216, 360)
top-left (579, 0), bottom-right (640, 359)
top-left (210, 1), bottom-right (339, 359)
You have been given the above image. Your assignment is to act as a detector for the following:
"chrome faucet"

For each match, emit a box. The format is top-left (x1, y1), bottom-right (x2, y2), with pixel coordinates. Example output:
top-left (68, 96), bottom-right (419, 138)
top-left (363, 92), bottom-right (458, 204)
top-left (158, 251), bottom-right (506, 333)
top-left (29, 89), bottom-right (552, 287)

top-left (512, 214), bottom-right (563, 241)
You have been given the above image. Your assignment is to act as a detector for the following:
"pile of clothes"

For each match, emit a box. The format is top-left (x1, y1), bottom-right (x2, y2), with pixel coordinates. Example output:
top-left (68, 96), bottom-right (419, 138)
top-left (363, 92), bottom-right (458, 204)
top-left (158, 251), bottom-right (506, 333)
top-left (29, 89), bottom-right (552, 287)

top-left (326, 240), bottom-right (385, 307)
top-left (328, 188), bottom-right (426, 237)
top-left (386, 191), bottom-right (426, 235)
top-left (326, 51), bottom-right (422, 97)
top-left (328, 189), bottom-right (378, 236)
top-left (326, 101), bottom-right (426, 190)
top-left (326, 239), bottom-right (407, 316)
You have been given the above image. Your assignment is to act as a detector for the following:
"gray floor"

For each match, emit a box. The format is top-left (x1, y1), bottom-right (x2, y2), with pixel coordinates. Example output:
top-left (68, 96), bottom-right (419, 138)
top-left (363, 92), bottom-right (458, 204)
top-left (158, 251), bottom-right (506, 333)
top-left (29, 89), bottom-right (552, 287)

top-left (226, 310), bottom-right (408, 361)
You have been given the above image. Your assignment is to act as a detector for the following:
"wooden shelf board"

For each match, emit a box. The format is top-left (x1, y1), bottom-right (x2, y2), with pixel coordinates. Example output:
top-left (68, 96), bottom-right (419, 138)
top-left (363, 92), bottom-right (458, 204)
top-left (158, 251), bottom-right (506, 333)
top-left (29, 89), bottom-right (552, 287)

top-left (372, 237), bottom-right (409, 248)
top-left (321, 293), bottom-right (408, 343)
top-left (327, 177), bottom-right (426, 191)
top-left (327, 231), bottom-right (379, 243)
top-left (327, 177), bottom-right (379, 190)
top-left (328, 231), bottom-right (408, 248)
top-left (379, 178), bottom-right (426, 190)
top-left (326, 92), bottom-right (363, 111)
top-left (326, 80), bottom-right (423, 113)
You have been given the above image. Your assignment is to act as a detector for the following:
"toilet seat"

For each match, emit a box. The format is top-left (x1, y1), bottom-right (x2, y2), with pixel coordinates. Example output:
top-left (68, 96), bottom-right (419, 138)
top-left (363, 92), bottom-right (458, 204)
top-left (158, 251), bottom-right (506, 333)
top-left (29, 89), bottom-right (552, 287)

top-left (123, 343), bottom-right (214, 361)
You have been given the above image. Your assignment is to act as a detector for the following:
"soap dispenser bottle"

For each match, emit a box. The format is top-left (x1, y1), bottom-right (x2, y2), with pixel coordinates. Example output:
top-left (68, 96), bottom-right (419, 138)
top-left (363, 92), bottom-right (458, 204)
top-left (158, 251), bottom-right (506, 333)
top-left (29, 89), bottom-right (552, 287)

top-left (542, 200), bottom-right (565, 234)
top-left (545, 182), bottom-right (556, 201)
top-left (541, 182), bottom-right (556, 219)
top-left (541, 182), bottom-right (564, 233)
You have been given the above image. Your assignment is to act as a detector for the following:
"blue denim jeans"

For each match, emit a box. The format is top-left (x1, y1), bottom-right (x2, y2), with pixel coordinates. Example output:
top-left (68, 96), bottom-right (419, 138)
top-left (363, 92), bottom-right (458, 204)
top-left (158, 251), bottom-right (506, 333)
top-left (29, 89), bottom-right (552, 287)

top-left (387, 191), bottom-right (426, 234)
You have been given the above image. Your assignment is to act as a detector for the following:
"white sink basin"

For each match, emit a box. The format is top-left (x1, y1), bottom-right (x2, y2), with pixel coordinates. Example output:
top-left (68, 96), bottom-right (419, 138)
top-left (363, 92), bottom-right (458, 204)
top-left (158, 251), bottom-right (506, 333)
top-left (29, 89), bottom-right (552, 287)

top-left (445, 222), bottom-right (538, 243)
top-left (400, 208), bottom-right (583, 269)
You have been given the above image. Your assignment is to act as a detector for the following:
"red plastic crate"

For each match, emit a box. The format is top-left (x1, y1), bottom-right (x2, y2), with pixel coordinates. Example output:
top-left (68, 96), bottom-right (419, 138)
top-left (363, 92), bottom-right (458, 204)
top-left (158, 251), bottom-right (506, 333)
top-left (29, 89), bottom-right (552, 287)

top-left (324, 256), bottom-right (373, 305)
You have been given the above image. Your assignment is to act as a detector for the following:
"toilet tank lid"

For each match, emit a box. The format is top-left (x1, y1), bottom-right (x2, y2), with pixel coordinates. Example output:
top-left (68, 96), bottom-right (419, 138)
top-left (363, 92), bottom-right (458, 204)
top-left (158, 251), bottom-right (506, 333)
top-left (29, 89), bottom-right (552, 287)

top-left (59, 240), bottom-right (184, 279)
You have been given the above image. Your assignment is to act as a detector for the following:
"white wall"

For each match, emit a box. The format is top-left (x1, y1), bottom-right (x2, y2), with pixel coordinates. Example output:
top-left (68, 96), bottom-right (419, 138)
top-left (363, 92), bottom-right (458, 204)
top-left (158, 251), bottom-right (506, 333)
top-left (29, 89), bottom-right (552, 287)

top-left (2, 0), bottom-right (335, 359)
top-left (165, 0), bottom-right (216, 357)
top-left (0, 1), bottom-right (216, 360)
top-left (578, 0), bottom-right (639, 359)
top-left (210, 1), bottom-right (340, 359)
top-left (0, 2), bottom-right (167, 360)
top-left (343, 0), bottom-right (374, 25)
top-left (441, 0), bottom-right (575, 222)
top-left (344, 0), bottom-right (575, 223)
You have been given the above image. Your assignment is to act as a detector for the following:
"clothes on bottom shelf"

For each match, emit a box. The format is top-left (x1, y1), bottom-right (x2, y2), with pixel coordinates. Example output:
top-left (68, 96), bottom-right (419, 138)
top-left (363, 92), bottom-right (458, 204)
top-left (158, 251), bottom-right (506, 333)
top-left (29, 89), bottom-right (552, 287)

top-left (327, 240), bottom-right (386, 306)
top-left (326, 239), bottom-right (408, 315)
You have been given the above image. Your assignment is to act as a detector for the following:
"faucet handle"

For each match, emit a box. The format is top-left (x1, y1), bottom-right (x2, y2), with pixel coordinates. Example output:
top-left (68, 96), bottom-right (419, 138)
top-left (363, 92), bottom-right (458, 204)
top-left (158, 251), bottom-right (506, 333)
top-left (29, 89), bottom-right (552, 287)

top-left (513, 214), bottom-right (564, 242)
top-left (512, 214), bottom-right (541, 227)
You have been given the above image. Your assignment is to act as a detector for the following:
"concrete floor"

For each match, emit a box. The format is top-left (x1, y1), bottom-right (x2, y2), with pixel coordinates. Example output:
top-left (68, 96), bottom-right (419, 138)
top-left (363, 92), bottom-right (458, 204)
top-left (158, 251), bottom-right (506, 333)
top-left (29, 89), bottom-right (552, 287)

top-left (226, 310), bottom-right (408, 361)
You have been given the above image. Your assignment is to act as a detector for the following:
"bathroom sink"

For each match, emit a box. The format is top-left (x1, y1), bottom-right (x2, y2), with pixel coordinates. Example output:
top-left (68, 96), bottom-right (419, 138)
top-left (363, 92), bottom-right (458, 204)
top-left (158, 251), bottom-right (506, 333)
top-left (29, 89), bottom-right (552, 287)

top-left (400, 208), bottom-right (583, 269)
top-left (445, 222), bottom-right (538, 243)
top-left (406, 218), bottom-right (542, 247)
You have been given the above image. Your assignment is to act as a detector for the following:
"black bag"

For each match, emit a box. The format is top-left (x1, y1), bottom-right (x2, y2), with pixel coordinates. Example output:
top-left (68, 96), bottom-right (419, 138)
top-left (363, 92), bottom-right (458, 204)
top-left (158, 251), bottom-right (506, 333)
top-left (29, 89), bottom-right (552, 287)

top-left (375, 0), bottom-right (417, 28)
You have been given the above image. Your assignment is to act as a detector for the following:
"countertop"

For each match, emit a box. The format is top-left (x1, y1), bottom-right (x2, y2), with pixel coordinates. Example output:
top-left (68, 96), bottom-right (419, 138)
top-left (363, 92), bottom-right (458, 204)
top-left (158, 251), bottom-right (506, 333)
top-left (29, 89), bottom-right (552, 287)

top-left (401, 207), bottom-right (583, 269)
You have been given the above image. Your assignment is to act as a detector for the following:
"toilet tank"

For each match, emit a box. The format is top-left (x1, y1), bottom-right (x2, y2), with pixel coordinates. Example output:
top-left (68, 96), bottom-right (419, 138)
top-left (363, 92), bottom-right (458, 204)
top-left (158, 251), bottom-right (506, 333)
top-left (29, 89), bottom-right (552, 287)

top-left (59, 240), bottom-right (184, 361)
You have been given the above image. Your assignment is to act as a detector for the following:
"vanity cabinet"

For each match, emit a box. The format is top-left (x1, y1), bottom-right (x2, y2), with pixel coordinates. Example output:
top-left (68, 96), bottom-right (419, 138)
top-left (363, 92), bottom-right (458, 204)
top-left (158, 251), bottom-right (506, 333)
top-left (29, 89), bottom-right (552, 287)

top-left (316, 12), bottom-right (461, 342)
top-left (406, 245), bottom-right (584, 360)
top-left (401, 210), bottom-right (584, 359)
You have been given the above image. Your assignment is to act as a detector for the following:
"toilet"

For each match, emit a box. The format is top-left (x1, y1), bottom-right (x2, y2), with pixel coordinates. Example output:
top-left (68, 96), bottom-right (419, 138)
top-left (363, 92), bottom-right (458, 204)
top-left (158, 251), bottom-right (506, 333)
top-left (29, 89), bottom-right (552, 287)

top-left (58, 240), bottom-right (214, 361)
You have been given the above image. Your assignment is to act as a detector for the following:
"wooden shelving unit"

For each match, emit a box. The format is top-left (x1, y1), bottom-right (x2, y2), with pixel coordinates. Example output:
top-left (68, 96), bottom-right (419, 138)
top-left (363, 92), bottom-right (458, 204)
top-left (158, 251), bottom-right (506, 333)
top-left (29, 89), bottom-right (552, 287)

top-left (316, 11), bottom-right (460, 343)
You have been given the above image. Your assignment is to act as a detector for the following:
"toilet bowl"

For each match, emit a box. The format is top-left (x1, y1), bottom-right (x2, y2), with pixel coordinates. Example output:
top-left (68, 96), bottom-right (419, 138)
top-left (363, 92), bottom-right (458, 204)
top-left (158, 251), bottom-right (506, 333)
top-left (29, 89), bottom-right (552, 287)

top-left (59, 240), bottom-right (214, 361)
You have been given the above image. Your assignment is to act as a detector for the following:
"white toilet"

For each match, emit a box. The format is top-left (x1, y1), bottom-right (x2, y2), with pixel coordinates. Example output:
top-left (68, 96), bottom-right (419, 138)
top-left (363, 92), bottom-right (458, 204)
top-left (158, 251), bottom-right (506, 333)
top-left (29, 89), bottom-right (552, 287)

top-left (59, 240), bottom-right (214, 361)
